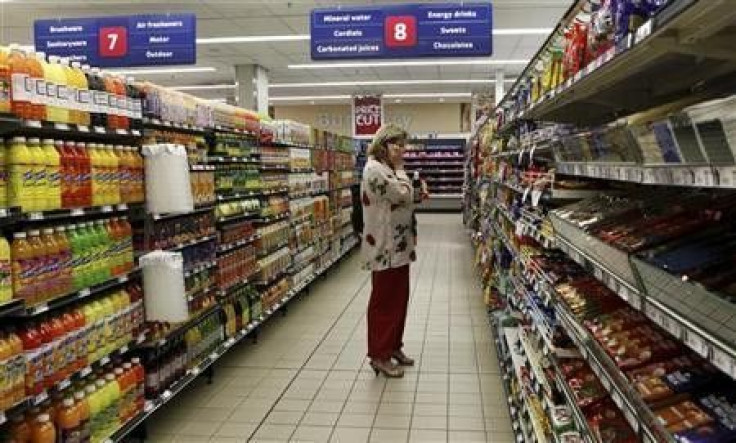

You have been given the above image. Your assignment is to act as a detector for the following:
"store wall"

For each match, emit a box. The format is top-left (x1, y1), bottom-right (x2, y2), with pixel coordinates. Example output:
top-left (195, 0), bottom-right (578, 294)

top-left (273, 102), bottom-right (469, 136)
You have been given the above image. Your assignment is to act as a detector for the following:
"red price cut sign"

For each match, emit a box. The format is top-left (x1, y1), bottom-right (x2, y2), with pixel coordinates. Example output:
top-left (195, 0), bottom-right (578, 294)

top-left (99, 26), bottom-right (128, 58)
top-left (385, 16), bottom-right (417, 48)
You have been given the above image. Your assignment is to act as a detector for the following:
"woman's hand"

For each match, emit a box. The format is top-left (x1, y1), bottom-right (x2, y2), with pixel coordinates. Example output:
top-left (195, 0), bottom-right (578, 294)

top-left (421, 179), bottom-right (430, 201)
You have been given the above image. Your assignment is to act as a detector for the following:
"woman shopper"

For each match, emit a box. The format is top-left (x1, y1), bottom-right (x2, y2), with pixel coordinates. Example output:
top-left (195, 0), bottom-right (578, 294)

top-left (361, 124), bottom-right (417, 378)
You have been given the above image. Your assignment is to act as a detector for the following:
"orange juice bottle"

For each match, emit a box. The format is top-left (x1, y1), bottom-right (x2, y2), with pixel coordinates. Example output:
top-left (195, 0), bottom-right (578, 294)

top-left (11, 232), bottom-right (32, 303)
top-left (103, 74), bottom-right (118, 130)
top-left (105, 145), bottom-right (119, 204)
top-left (73, 390), bottom-right (91, 443)
top-left (27, 230), bottom-right (47, 304)
top-left (57, 397), bottom-right (81, 443)
top-left (7, 45), bottom-right (30, 119)
top-left (30, 413), bottom-right (56, 443)
top-left (54, 226), bottom-right (72, 296)
top-left (7, 330), bottom-right (24, 403)
top-left (59, 58), bottom-right (77, 124)
top-left (130, 147), bottom-right (143, 203)
top-left (40, 229), bottom-right (59, 299)
top-left (26, 52), bottom-right (46, 122)
top-left (0, 46), bottom-right (11, 114)
top-left (8, 413), bottom-right (31, 443)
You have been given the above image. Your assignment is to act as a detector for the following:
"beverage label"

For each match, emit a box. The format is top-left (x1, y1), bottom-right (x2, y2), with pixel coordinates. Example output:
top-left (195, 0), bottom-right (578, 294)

top-left (25, 348), bottom-right (44, 389)
top-left (126, 97), bottom-right (135, 118)
top-left (78, 323), bottom-right (91, 357)
top-left (133, 99), bottom-right (143, 119)
top-left (61, 329), bottom-right (74, 369)
top-left (10, 73), bottom-right (29, 102)
top-left (107, 94), bottom-right (117, 116)
top-left (40, 341), bottom-right (53, 380)
top-left (33, 78), bottom-right (47, 106)
top-left (48, 169), bottom-right (61, 190)
top-left (46, 81), bottom-right (59, 107)
top-left (0, 257), bottom-right (10, 290)
top-left (57, 85), bottom-right (70, 109)
top-left (93, 90), bottom-right (108, 115)
top-left (77, 89), bottom-right (92, 113)
top-left (0, 77), bottom-right (10, 106)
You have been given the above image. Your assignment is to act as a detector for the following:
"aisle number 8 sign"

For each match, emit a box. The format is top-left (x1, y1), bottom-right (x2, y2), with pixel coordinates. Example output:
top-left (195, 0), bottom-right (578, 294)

top-left (385, 16), bottom-right (417, 48)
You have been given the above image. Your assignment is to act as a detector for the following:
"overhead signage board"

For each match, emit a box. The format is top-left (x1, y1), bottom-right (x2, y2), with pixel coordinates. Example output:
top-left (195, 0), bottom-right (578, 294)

top-left (310, 2), bottom-right (492, 60)
top-left (34, 13), bottom-right (196, 67)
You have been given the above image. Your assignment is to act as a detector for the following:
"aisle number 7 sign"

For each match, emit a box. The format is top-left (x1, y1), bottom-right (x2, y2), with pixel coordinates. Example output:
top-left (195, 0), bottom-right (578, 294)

top-left (311, 2), bottom-right (493, 60)
top-left (99, 27), bottom-right (128, 58)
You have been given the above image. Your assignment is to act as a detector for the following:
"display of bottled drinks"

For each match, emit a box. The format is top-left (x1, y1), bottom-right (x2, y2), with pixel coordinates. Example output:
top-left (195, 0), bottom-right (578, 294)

top-left (261, 195), bottom-right (289, 218)
top-left (261, 278), bottom-right (290, 312)
top-left (257, 248), bottom-right (291, 284)
top-left (144, 130), bottom-right (207, 165)
top-left (215, 165), bottom-right (261, 195)
top-left (142, 212), bottom-right (215, 251)
top-left (217, 221), bottom-right (255, 249)
top-left (256, 221), bottom-right (290, 254)
top-left (143, 312), bottom-right (223, 399)
top-left (215, 198), bottom-right (260, 221)
top-left (260, 172), bottom-right (288, 192)
top-left (2, 357), bottom-right (145, 443)
top-left (217, 245), bottom-right (256, 292)
top-left (210, 132), bottom-right (257, 158)
top-left (190, 169), bottom-right (215, 207)
top-left (4, 137), bottom-right (144, 214)
top-left (180, 240), bottom-right (216, 272)
top-left (0, 45), bottom-right (144, 131)
top-left (9, 217), bottom-right (134, 307)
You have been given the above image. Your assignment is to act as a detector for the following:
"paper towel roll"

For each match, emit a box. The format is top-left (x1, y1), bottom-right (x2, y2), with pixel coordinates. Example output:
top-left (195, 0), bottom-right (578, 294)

top-left (141, 251), bottom-right (190, 323)
top-left (143, 143), bottom-right (194, 215)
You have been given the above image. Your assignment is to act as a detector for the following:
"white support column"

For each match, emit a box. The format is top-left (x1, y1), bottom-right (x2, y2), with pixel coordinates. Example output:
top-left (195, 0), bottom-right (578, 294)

top-left (235, 64), bottom-right (269, 114)
top-left (495, 70), bottom-right (505, 105)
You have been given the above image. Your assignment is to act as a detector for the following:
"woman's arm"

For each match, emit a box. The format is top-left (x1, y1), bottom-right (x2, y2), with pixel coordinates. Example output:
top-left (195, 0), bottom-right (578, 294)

top-left (364, 162), bottom-right (412, 206)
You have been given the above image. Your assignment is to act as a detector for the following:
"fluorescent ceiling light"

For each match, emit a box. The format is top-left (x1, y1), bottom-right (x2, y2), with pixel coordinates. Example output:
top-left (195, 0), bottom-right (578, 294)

top-left (271, 79), bottom-right (513, 88)
top-left (289, 59), bottom-right (528, 69)
top-left (269, 95), bottom-right (351, 101)
top-left (171, 84), bottom-right (237, 91)
top-left (197, 35), bottom-right (310, 44)
top-left (384, 93), bottom-right (472, 98)
top-left (108, 67), bottom-right (216, 76)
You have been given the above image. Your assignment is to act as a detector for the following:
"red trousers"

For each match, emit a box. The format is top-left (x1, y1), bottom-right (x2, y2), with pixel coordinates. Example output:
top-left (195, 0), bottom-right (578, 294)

top-left (368, 265), bottom-right (410, 360)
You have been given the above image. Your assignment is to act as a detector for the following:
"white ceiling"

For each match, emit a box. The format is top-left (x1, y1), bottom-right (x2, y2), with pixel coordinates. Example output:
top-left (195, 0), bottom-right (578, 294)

top-left (0, 0), bottom-right (570, 103)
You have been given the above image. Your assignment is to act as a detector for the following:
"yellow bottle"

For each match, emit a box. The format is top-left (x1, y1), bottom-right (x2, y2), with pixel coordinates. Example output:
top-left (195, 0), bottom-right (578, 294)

top-left (41, 138), bottom-right (60, 210)
top-left (89, 144), bottom-right (103, 206)
top-left (0, 236), bottom-right (11, 303)
top-left (0, 139), bottom-right (7, 209)
top-left (100, 144), bottom-right (113, 205)
top-left (8, 137), bottom-right (33, 211)
top-left (69, 61), bottom-right (90, 126)
top-left (26, 137), bottom-right (46, 212)
top-left (107, 145), bottom-right (120, 205)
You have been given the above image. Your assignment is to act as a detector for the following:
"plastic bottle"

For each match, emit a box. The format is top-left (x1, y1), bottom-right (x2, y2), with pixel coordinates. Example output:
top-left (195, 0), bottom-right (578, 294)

top-left (69, 308), bottom-right (86, 371)
top-left (54, 226), bottom-right (73, 297)
top-left (19, 323), bottom-right (42, 396)
top-left (113, 76), bottom-right (129, 130)
top-left (85, 66), bottom-right (105, 128)
top-left (27, 230), bottom-right (47, 304)
top-left (110, 145), bottom-right (123, 205)
top-left (59, 58), bottom-right (76, 124)
top-left (26, 138), bottom-right (46, 212)
top-left (0, 138), bottom-right (7, 209)
top-left (8, 45), bottom-right (31, 119)
top-left (60, 311), bottom-right (77, 378)
top-left (0, 333), bottom-right (11, 409)
top-left (0, 235), bottom-right (11, 304)
top-left (70, 61), bottom-right (90, 126)
top-left (7, 330), bottom-right (24, 403)
top-left (56, 140), bottom-right (71, 209)
top-left (8, 413), bottom-right (31, 443)
top-left (119, 217), bottom-right (133, 272)
top-left (74, 390), bottom-right (91, 443)
top-left (127, 78), bottom-right (143, 132)
top-left (98, 296), bottom-right (115, 357)
top-left (57, 397), bottom-right (81, 442)
top-left (30, 413), bottom-right (55, 443)
top-left (41, 55), bottom-right (61, 123)
top-left (8, 136), bottom-right (34, 211)
top-left (89, 144), bottom-right (103, 206)
top-left (0, 46), bottom-right (13, 114)
top-left (85, 384), bottom-right (101, 441)
top-left (103, 75), bottom-right (118, 130)
top-left (40, 229), bottom-right (59, 299)
top-left (75, 142), bottom-right (91, 207)
top-left (47, 315), bottom-right (66, 386)
top-left (130, 357), bottom-right (144, 412)
top-left (95, 220), bottom-right (112, 282)
top-left (41, 139), bottom-right (60, 210)
top-left (26, 52), bottom-right (46, 122)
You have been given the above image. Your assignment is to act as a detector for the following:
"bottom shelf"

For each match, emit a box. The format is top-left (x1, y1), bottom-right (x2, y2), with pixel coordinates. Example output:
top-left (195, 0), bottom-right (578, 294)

top-left (106, 238), bottom-right (359, 442)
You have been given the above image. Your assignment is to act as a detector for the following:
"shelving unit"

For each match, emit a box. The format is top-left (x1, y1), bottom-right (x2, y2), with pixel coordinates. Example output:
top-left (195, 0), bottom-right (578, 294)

top-left (404, 137), bottom-right (466, 212)
top-left (467, 0), bottom-right (736, 442)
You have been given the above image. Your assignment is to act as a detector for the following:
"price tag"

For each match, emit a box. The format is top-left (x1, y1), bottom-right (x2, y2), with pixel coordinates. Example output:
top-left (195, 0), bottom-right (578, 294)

top-left (58, 378), bottom-right (71, 390)
top-left (94, 126), bottom-right (106, 134)
top-left (77, 125), bottom-right (90, 133)
top-left (78, 288), bottom-right (91, 298)
top-left (131, 130), bottom-right (141, 137)
top-left (646, 304), bottom-right (663, 326)
top-left (663, 316), bottom-right (683, 339)
top-left (28, 212), bottom-right (43, 220)
top-left (629, 292), bottom-right (643, 311)
top-left (712, 348), bottom-right (734, 375)
top-left (612, 391), bottom-right (623, 408)
top-left (594, 267), bottom-right (604, 281)
top-left (80, 366), bottom-right (92, 377)
top-left (162, 390), bottom-right (172, 400)
top-left (100, 356), bottom-right (110, 366)
top-left (685, 331), bottom-right (710, 358)
top-left (34, 391), bottom-right (49, 405)
top-left (101, 205), bottom-right (113, 213)
top-left (635, 20), bottom-right (653, 43)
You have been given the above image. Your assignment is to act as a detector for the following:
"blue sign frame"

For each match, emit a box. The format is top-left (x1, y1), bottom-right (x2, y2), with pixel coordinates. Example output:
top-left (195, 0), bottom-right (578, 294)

top-left (310, 2), bottom-right (492, 60)
top-left (34, 13), bottom-right (196, 68)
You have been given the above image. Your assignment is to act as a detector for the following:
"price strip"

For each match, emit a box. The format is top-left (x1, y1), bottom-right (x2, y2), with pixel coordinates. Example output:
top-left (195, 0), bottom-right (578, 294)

top-left (685, 331), bottom-right (710, 358)
top-left (612, 391), bottom-right (623, 408)
top-left (635, 19), bottom-right (653, 43)
top-left (712, 348), bottom-right (735, 376)
top-left (645, 304), bottom-right (664, 326)
top-left (593, 267), bottom-right (604, 281)
top-left (696, 168), bottom-right (716, 187)
top-left (162, 390), bottom-right (173, 401)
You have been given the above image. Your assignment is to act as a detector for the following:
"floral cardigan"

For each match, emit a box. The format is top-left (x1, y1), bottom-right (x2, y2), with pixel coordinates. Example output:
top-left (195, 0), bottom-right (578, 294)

top-left (360, 157), bottom-right (416, 271)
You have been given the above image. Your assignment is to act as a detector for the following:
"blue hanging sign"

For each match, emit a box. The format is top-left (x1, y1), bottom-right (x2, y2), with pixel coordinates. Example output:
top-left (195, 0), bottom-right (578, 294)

top-left (310, 2), bottom-right (492, 60)
top-left (34, 13), bottom-right (196, 67)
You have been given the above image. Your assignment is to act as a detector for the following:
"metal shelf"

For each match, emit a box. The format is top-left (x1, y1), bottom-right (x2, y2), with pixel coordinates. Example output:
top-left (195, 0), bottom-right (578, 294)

top-left (556, 162), bottom-right (736, 189)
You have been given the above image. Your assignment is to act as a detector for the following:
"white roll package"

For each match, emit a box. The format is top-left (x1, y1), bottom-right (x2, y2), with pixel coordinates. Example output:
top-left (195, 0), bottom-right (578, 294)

top-left (140, 250), bottom-right (189, 323)
top-left (142, 143), bottom-right (194, 215)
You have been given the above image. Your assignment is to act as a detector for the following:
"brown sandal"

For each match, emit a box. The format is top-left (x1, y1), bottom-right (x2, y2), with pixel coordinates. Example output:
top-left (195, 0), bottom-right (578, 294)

top-left (392, 350), bottom-right (415, 366)
top-left (370, 359), bottom-right (404, 378)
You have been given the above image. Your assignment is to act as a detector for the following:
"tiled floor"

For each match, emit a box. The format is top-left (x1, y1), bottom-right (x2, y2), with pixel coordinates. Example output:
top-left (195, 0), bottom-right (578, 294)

top-left (145, 214), bottom-right (513, 442)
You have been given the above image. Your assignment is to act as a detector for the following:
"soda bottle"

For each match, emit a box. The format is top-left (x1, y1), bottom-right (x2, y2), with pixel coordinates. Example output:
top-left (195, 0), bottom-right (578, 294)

top-left (8, 136), bottom-right (34, 211)
top-left (30, 413), bottom-right (56, 443)
top-left (26, 138), bottom-right (46, 212)
top-left (58, 58), bottom-right (76, 123)
top-left (56, 140), bottom-right (70, 208)
top-left (113, 76), bottom-right (129, 130)
top-left (127, 78), bottom-right (143, 132)
top-left (41, 55), bottom-right (60, 123)
top-left (94, 220), bottom-right (112, 281)
top-left (119, 217), bottom-right (133, 272)
top-left (71, 62), bottom-right (90, 126)
top-left (56, 396), bottom-right (81, 442)
top-left (111, 145), bottom-right (123, 205)
top-left (41, 139), bottom-right (60, 210)
top-left (26, 52), bottom-right (46, 122)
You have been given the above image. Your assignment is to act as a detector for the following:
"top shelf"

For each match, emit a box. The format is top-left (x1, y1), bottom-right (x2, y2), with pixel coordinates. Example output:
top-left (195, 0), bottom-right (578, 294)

top-left (504, 0), bottom-right (736, 126)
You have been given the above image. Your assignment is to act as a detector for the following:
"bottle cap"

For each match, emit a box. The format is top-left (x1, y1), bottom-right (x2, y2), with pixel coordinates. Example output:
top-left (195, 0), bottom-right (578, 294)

top-left (28, 137), bottom-right (40, 145)
top-left (37, 414), bottom-right (51, 423)
top-left (42, 228), bottom-right (54, 235)
top-left (29, 230), bottom-right (40, 236)
top-left (11, 136), bottom-right (26, 143)
top-left (62, 398), bottom-right (74, 407)
top-left (42, 138), bottom-right (54, 145)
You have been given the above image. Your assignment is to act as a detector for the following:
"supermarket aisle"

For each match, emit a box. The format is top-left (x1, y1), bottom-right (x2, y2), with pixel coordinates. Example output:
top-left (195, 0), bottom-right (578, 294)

top-left (146, 214), bottom-right (512, 443)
